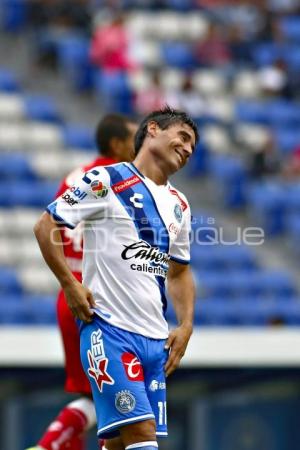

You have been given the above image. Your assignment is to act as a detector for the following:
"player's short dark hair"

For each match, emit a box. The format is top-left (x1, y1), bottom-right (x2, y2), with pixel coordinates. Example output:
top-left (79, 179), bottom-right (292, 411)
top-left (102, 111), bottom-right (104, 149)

top-left (134, 106), bottom-right (199, 154)
top-left (95, 114), bottom-right (133, 155)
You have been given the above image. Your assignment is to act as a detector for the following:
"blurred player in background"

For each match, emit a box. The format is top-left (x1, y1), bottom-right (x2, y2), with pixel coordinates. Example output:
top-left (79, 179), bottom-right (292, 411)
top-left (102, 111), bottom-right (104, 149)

top-left (34, 107), bottom-right (197, 450)
top-left (27, 114), bottom-right (137, 450)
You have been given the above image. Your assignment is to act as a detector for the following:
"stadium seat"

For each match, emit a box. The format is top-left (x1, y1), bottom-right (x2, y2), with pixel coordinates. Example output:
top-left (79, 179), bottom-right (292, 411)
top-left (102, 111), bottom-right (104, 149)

top-left (23, 95), bottom-right (63, 124)
top-left (24, 295), bottom-right (57, 324)
top-left (0, 300), bottom-right (32, 324)
top-left (62, 124), bottom-right (96, 150)
top-left (252, 43), bottom-right (283, 66)
top-left (0, 0), bottom-right (27, 32)
top-left (235, 100), bottom-right (269, 124)
top-left (0, 93), bottom-right (24, 120)
top-left (161, 42), bottom-right (196, 70)
top-left (247, 181), bottom-right (286, 235)
top-left (208, 154), bottom-right (248, 208)
top-left (0, 180), bottom-right (58, 207)
top-left (275, 128), bottom-right (300, 154)
top-left (0, 153), bottom-right (36, 180)
top-left (280, 17), bottom-right (300, 42)
top-left (57, 34), bottom-right (94, 91)
top-left (0, 266), bottom-right (22, 295)
top-left (94, 70), bottom-right (133, 114)
top-left (0, 67), bottom-right (20, 92)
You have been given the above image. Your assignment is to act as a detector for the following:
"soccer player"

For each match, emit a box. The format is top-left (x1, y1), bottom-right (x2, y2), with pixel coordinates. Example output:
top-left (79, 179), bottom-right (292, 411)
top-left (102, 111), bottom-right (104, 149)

top-left (27, 114), bottom-right (137, 450)
top-left (34, 106), bottom-right (198, 450)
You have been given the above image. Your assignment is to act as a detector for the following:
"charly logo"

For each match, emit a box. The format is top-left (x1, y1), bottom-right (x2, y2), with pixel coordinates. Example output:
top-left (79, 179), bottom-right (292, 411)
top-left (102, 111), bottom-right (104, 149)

top-left (121, 240), bottom-right (169, 265)
top-left (174, 204), bottom-right (183, 223)
top-left (129, 193), bottom-right (144, 208)
top-left (115, 390), bottom-right (136, 414)
top-left (91, 180), bottom-right (108, 198)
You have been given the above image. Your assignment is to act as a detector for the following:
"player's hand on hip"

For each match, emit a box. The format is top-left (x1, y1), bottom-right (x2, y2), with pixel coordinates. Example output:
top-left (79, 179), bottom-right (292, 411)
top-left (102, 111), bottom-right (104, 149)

top-left (64, 280), bottom-right (96, 323)
top-left (164, 324), bottom-right (193, 377)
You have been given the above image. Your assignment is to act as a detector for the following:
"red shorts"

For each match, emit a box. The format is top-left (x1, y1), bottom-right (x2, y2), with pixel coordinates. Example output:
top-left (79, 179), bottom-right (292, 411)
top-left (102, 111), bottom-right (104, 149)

top-left (57, 287), bottom-right (91, 395)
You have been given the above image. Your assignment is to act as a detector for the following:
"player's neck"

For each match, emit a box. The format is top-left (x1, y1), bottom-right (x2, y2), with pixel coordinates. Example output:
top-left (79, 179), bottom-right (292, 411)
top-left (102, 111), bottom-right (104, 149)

top-left (132, 157), bottom-right (168, 186)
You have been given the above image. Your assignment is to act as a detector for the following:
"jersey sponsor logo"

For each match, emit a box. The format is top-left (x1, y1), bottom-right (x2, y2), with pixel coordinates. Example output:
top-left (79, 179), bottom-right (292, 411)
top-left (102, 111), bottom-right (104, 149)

top-left (87, 330), bottom-right (114, 392)
top-left (121, 240), bottom-right (170, 265)
top-left (69, 185), bottom-right (88, 200)
top-left (174, 204), bottom-right (183, 223)
top-left (91, 180), bottom-right (108, 198)
top-left (112, 175), bottom-right (141, 194)
top-left (121, 352), bottom-right (144, 381)
top-left (62, 192), bottom-right (79, 206)
top-left (129, 193), bottom-right (144, 208)
top-left (168, 222), bottom-right (180, 236)
top-left (169, 188), bottom-right (188, 211)
top-left (115, 390), bottom-right (136, 413)
top-left (149, 380), bottom-right (166, 392)
top-left (130, 263), bottom-right (167, 277)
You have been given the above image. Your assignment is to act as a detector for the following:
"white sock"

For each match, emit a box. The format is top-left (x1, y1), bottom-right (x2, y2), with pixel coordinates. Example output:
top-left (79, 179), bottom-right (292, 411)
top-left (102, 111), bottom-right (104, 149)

top-left (67, 397), bottom-right (96, 430)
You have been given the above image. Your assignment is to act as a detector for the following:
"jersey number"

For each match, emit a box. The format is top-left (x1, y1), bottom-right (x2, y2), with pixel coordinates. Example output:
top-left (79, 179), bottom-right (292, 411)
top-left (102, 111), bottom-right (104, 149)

top-left (158, 401), bottom-right (167, 426)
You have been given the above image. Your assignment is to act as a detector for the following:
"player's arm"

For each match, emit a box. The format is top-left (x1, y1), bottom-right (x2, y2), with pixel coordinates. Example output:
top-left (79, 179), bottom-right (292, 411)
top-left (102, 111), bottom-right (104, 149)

top-left (165, 260), bottom-right (195, 377)
top-left (34, 211), bottom-right (95, 322)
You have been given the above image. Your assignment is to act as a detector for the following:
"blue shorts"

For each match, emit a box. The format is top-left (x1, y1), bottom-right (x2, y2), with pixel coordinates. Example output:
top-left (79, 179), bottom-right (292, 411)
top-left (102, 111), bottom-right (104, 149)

top-left (80, 316), bottom-right (168, 439)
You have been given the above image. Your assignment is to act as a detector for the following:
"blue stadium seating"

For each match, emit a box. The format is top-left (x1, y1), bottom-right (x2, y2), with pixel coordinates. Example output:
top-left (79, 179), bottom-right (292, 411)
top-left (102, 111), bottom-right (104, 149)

top-left (247, 181), bottom-right (286, 235)
top-left (280, 17), bottom-right (300, 42)
top-left (94, 70), bottom-right (133, 114)
top-left (0, 294), bottom-right (56, 324)
top-left (57, 34), bottom-right (94, 91)
top-left (161, 42), bottom-right (197, 69)
top-left (23, 95), bottom-right (63, 123)
top-left (0, 267), bottom-right (23, 295)
top-left (0, 0), bottom-right (27, 32)
top-left (252, 43), bottom-right (283, 66)
top-left (235, 100), bottom-right (269, 124)
top-left (191, 245), bottom-right (257, 271)
top-left (62, 123), bottom-right (96, 150)
top-left (208, 154), bottom-right (248, 207)
top-left (0, 153), bottom-right (37, 180)
top-left (275, 128), bottom-right (300, 154)
top-left (0, 181), bottom-right (58, 207)
top-left (0, 67), bottom-right (20, 92)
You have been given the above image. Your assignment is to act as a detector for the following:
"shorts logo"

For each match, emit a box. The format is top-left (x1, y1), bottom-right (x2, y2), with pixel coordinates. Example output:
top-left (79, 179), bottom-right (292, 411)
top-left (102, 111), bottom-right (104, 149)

top-left (122, 352), bottom-right (144, 381)
top-left (91, 180), bottom-right (108, 198)
top-left (115, 390), bottom-right (136, 414)
top-left (174, 204), bottom-right (183, 223)
top-left (149, 380), bottom-right (166, 392)
top-left (87, 330), bottom-right (114, 392)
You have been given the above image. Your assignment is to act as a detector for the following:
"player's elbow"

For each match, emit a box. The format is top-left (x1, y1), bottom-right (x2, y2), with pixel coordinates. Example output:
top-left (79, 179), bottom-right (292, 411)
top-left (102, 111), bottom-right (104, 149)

top-left (33, 212), bottom-right (50, 241)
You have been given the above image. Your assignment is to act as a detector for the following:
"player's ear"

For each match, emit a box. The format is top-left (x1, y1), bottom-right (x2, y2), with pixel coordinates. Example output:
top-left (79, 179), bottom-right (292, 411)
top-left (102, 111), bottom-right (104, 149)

top-left (147, 121), bottom-right (159, 137)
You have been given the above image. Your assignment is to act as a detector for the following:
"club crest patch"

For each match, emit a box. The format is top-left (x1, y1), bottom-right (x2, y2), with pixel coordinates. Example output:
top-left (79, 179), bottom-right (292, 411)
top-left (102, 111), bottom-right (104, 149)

top-left (174, 204), bottom-right (183, 223)
top-left (115, 390), bottom-right (136, 414)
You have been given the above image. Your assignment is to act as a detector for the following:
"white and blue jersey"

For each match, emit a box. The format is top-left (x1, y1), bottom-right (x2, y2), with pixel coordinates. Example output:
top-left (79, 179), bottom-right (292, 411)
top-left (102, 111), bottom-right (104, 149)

top-left (47, 162), bottom-right (191, 340)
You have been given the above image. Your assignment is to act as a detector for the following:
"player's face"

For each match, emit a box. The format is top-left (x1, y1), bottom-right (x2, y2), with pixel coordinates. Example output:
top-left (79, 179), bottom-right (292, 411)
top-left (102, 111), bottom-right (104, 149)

top-left (119, 122), bottom-right (138, 162)
top-left (151, 122), bottom-right (196, 173)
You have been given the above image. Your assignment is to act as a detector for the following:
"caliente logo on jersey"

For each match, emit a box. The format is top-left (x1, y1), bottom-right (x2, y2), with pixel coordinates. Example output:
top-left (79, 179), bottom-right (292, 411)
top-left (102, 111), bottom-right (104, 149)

top-left (121, 240), bottom-right (169, 277)
top-left (121, 352), bottom-right (144, 381)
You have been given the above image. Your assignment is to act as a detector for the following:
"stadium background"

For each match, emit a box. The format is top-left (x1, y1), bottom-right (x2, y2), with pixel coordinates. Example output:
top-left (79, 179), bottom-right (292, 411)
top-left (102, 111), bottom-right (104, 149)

top-left (1, 0), bottom-right (300, 449)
